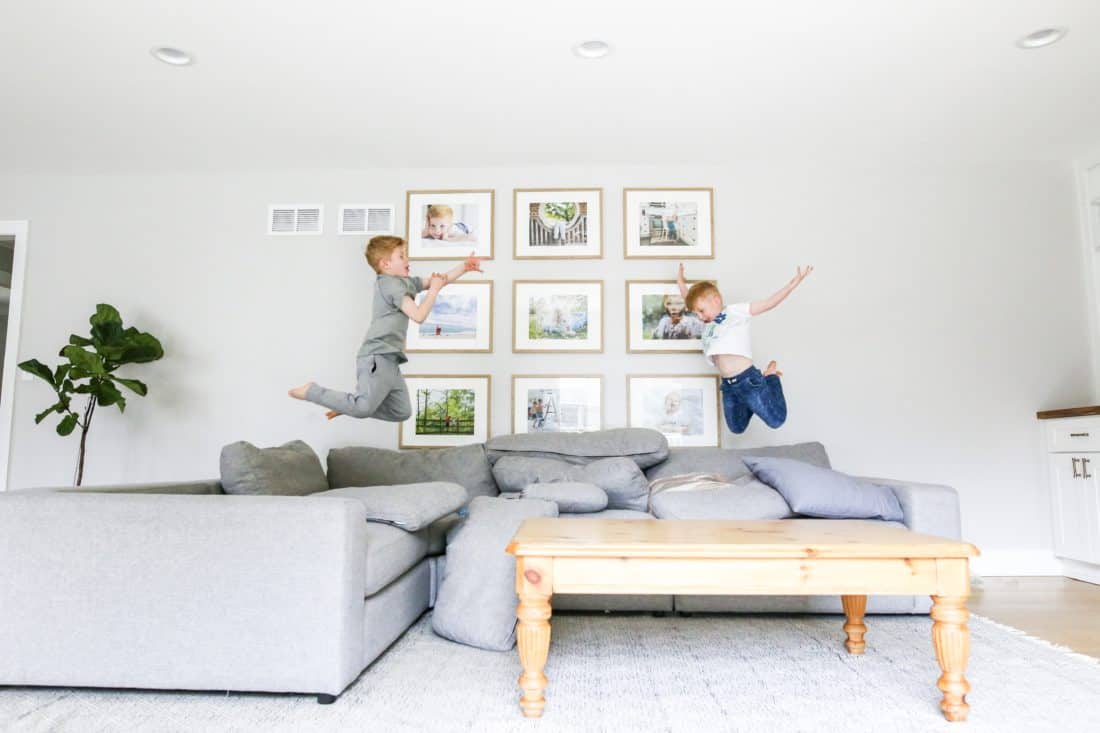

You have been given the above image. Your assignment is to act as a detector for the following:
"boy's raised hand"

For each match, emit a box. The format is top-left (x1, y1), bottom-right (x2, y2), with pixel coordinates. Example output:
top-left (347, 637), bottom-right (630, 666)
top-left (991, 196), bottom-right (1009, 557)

top-left (462, 251), bottom-right (483, 274)
top-left (677, 262), bottom-right (686, 283)
top-left (428, 273), bottom-right (446, 292)
top-left (790, 266), bottom-right (814, 287)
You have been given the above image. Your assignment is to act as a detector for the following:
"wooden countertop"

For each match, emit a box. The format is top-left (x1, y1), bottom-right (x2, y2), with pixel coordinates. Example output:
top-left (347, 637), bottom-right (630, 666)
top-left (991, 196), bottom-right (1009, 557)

top-left (1036, 406), bottom-right (1100, 420)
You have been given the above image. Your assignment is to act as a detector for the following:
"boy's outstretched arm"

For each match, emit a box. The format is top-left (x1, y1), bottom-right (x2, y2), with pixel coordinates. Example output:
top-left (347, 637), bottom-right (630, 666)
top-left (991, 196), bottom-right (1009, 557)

top-left (443, 251), bottom-right (484, 284)
top-left (750, 266), bottom-right (814, 316)
top-left (677, 263), bottom-right (689, 299)
top-left (402, 274), bottom-right (446, 323)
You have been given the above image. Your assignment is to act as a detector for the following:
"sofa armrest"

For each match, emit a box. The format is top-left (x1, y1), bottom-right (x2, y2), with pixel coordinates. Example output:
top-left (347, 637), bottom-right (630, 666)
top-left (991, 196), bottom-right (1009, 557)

top-left (0, 492), bottom-right (367, 695)
top-left (12, 479), bottom-right (224, 495)
top-left (857, 476), bottom-right (961, 539)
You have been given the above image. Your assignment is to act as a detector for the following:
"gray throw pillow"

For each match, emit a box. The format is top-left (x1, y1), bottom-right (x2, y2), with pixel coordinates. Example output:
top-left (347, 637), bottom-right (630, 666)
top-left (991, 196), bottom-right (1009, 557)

top-left (432, 496), bottom-right (558, 651)
top-left (219, 440), bottom-right (327, 496)
top-left (644, 442), bottom-right (831, 482)
top-left (522, 481), bottom-right (608, 513)
top-left (649, 475), bottom-right (792, 520)
top-left (326, 443), bottom-right (496, 501)
top-left (492, 456), bottom-right (580, 492)
top-left (742, 455), bottom-right (903, 521)
top-left (313, 482), bottom-right (467, 531)
top-left (486, 428), bottom-right (669, 469)
top-left (492, 455), bottom-right (648, 511)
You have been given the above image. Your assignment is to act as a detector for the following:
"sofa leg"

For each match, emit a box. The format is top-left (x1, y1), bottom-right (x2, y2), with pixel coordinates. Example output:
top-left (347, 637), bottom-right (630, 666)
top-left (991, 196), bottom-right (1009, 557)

top-left (317, 694), bottom-right (337, 705)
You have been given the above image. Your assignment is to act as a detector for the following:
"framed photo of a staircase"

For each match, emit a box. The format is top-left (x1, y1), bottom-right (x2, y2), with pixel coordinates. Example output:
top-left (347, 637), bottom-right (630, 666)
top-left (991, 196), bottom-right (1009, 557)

top-left (513, 188), bottom-right (603, 259)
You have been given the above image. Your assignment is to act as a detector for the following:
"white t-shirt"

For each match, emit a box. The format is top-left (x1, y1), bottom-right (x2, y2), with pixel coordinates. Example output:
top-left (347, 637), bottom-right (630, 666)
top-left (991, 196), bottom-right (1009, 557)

top-left (701, 303), bottom-right (752, 365)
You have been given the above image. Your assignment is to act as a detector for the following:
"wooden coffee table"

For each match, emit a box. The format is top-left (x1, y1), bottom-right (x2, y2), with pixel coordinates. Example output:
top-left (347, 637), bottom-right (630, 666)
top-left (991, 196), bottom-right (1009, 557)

top-left (506, 519), bottom-right (980, 721)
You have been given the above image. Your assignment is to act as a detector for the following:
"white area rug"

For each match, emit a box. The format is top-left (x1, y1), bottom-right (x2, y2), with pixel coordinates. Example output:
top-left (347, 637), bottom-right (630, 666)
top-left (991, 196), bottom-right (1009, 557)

top-left (2, 612), bottom-right (1098, 732)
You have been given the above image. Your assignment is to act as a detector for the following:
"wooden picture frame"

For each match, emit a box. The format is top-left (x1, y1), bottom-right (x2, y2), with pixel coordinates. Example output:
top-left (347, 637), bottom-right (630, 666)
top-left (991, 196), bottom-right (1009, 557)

top-left (405, 189), bottom-right (494, 260)
top-left (405, 280), bottom-right (494, 353)
top-left (625, 280), bottom-right (708, 353)
top-left (513, 188), bottom-right (603, 259)
top-left (512, 280), bottom-right (604, 353)
top-left (398, 374), bottom-right (492, 448)
top-left (511, 375), bottom-right (603, 434)
top-left (623, 187), bottom-right (715, 259)
top-left (626, 374), bottom-right (721, 447)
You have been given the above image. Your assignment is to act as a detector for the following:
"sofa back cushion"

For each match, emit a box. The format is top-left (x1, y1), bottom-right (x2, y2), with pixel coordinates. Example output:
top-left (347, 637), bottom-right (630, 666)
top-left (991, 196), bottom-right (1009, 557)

top-left (485, 428), bottom-right (669, 469)
top-left (492, 455), bottom-right (649, 511)
top-left (326, 443), bottom-right (497, 501)
top-left (643, 441), bottom-right (831, 482)
top-left (219, 440), bottom-right (327, 496)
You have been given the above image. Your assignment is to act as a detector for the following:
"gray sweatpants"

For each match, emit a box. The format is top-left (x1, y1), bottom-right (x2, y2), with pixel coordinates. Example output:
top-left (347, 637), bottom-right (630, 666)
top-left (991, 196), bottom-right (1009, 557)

top-left (305, 353), bottom-right (412, 421)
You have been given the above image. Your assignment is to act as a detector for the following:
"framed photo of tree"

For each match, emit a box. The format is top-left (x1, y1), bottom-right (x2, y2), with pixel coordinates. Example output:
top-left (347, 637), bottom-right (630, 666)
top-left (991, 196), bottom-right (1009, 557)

top-left (399, 375), bottom-right (491, 448)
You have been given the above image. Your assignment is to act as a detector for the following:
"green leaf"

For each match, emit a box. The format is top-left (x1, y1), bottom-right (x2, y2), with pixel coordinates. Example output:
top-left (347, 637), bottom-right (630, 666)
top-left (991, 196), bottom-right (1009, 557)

top-left (53, 363), bottom-right (72, 385)
top-left (18, 359), bottom-right (56, 387)
top-left (91, 379), bottom-right (125, 409)
top-left (112, 377), bottom-right (148, 396)
top-left (89, 304), bottom-right (123, 345)
top-left (61, 345), bottom-right (107, 376)
top-left (56, 413), bottom-right (78, 436)
top-left (117, 330), bottom-right (164, 364)
top-left (34, 403), bottom-right (61, 424)
top-left (68, 334), bottom-right (93, 347)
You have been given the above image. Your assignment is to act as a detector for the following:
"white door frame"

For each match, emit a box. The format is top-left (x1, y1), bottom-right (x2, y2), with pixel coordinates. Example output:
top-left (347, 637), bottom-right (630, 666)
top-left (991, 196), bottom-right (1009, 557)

top-left (0, 220), bottom-right (29, 491)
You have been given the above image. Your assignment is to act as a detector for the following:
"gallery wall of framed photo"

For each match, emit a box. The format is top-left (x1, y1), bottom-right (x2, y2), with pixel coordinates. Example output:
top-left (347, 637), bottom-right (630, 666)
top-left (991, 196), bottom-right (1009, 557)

top-left (306, 182), bottom-right (741, 448)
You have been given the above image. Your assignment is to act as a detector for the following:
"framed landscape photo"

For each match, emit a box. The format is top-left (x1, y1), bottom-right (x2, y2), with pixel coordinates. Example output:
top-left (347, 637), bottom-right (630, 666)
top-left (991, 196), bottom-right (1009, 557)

top-left (512, 375), bottom-right (602, 434)
top-left (513, 280), bottom-right (603, 353)
top-left (627, 374), bottom-right (720, 447)
top-left (513, 188), bottom-right (602, 259)
top-left (623, 188), bottom-right (714, 259)
top-left (405, 189), bottom-right (494, 260)
top-left (626, 280), bottom-right (707, 352)
top-left (399, 375), bottom-right (491, 448)
top-left (406, 280), bottom-right (493, 353)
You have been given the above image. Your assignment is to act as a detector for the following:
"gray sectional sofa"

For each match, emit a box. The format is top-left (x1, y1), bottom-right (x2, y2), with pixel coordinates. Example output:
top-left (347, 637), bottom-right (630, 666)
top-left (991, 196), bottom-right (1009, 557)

top-left (0, 431), bottom-right (962, 703)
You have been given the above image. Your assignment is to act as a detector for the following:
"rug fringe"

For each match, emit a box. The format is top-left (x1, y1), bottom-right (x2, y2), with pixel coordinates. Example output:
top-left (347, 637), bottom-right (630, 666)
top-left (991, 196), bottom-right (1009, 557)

top-left (970, 613), bottom-right (1100, 668)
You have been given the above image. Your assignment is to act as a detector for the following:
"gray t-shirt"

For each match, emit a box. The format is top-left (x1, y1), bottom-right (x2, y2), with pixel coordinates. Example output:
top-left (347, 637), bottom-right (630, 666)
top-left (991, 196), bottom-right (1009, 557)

top-left (358, 275), bottom-right (423, 362)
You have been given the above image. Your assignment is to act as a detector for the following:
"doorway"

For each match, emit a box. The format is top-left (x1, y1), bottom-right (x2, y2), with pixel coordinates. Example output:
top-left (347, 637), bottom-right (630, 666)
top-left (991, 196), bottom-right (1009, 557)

top-left (0, 221), bottom-right (28, 491)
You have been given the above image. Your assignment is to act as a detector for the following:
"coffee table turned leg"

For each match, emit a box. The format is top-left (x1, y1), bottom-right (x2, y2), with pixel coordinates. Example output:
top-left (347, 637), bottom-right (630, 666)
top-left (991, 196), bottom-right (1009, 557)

top-left (516, 558), bottom-right (553, 718)
top-left (930, 595), bottom-right (971, 722)
top-left (841, 594), bottom-right (867, 654)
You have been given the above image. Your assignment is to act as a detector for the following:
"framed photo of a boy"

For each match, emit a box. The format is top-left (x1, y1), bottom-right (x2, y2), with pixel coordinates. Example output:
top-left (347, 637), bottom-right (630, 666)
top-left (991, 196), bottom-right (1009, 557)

top-left (627, 374), bottom-right (720, 447)
top-left (405, 280), bottom-right (493, 353)
top-left (626, 280), bottom-right (707, 352)
top-left (513, 188), bottom-right (603, 259)
top-left (623, 188), bottom-right (714, 259)
top-left (399, 375), bottom-right (491, 448)
top-left (406, 189), bottom-right (494, 260)
top-left (513, 280), bottom-right (603, 353)
top-left (512, 375), bottom-right (602, 434)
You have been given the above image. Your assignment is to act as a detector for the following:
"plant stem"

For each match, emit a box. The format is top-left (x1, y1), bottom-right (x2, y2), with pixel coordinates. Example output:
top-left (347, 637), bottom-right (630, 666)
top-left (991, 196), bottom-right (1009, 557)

top-left (75, 395), bottom-right (97, 486)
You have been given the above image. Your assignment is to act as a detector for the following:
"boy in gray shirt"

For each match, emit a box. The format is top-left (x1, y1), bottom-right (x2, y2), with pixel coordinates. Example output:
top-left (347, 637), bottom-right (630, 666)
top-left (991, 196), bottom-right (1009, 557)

top-left (289, 235), bottom-right (483, 420)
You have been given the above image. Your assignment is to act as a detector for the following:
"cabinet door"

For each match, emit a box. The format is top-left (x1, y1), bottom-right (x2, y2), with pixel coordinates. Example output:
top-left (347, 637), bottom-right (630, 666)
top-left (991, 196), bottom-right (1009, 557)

top-left (1050, 455), bottom-right (1100, 562)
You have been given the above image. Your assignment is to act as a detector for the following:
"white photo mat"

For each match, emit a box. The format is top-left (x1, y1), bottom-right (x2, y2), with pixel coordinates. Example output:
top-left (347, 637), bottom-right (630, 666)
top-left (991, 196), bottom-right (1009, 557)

top-left (399, 375), bottom-right (491, 448)
top-left (513, 280), bottom-right (603, 353)
top-left (627, 375), bottom-right (720, 447)
top-left (626, 280), bottom-right (707, 352)
top-left (623, 188), bottom-right (714, 259)
top-left (512, 376), bottom-right (603, 434)
top-left (405, 280), bottom-right (493, 353)
top-left (513, 188), bottom-right (603, 259)
top-left (405, 190), bottom-right (494, 260)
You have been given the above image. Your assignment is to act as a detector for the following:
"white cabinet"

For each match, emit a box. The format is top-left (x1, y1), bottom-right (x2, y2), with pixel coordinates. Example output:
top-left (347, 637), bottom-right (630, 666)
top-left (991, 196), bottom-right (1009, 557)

top-left (1041, 415), bottom-right (1100, 565)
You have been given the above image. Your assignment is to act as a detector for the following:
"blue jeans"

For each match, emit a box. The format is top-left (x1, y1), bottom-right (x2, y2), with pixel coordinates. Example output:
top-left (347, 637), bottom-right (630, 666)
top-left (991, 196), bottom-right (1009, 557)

top-left (720, 365), bottom-right (787, 434)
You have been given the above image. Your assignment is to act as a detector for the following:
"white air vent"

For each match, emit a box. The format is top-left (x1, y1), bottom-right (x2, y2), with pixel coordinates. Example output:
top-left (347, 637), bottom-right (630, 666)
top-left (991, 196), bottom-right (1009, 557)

top-left (339, 204), bottom-right (395, 236)
top-left (268, 205), bottom-right (324, 235)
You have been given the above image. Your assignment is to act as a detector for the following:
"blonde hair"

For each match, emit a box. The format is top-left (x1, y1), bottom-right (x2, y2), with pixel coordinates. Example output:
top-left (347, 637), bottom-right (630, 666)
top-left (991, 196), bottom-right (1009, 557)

top-left (365, 235), bottom-right (406, 274)
top-left (684, 281), bottom-right (720, 311)
top-left (426, 204), bottom-right (454, 220)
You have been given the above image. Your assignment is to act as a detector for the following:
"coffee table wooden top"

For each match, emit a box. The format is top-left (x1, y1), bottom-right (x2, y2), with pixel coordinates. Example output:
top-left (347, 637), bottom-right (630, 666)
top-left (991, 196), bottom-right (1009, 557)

top-left (506, 519), bottom-right (979, 559)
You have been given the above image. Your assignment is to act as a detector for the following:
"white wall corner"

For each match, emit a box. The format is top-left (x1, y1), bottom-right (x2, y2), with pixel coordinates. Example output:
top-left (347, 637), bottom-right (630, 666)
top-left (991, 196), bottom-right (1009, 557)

top-left (1074, 155), bottom-right (1100, 400)
top-left (970, 550), bottom-right (1064, 577)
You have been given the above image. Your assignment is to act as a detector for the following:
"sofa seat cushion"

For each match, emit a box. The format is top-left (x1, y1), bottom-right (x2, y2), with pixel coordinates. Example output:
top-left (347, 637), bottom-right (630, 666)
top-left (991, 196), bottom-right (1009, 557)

top-left (313, 482), bottom-right (467, 532)
top-left (326, 444), bottom-right (496, 502)
top-left (486, 428), bottom-right (669, 469)
top-left (743, 456), bottom-right (904, 521)
top-left (644, 442), bottom-right (831, 482)
top-left (649, 474), bottom-right (792, 520)
top-left (219, 440), bottom-right (327, 496)
top-left (522, 481), bottom-right (608, 513)
top-left (493, 456), bottom-right (649, 511)
top-left (363, 522), bottom-right (429, 597)
top-left (425, 512), bottom-right (465, 556)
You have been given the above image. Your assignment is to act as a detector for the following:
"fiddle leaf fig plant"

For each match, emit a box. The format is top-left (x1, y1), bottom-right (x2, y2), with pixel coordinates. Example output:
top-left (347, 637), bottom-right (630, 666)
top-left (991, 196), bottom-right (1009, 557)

top-left (19, 304), bottom-right (164, 485)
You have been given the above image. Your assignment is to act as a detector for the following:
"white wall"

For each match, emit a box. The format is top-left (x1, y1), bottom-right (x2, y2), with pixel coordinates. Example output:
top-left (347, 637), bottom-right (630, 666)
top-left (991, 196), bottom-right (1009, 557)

top-left (0, 162), bottom-right (1091, 560)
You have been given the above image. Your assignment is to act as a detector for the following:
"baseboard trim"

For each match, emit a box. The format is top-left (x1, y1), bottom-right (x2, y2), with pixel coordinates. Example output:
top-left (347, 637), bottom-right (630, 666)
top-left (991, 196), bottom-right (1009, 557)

top-left (1061, 559), bottom-right (1100, 585)
top-left (970, 550), bottom-right (1064, 577)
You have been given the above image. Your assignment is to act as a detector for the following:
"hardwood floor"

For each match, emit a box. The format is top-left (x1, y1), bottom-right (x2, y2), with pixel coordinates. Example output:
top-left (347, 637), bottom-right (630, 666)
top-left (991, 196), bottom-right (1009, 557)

top-left (969, 577), bottom-right (1100, 659)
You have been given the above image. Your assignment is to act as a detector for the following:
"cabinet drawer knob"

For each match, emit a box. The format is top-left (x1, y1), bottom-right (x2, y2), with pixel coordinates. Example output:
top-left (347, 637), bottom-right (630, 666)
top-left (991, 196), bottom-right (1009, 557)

top-left (1070, 432), bottom-right (1091, 438)
top-left (1084, 458), bottom-right (1093, 480)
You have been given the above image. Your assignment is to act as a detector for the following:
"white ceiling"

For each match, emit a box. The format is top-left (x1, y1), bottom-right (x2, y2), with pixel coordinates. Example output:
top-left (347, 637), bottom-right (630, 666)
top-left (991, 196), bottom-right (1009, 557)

top-left (2, 0), bottom-right (1099, 172)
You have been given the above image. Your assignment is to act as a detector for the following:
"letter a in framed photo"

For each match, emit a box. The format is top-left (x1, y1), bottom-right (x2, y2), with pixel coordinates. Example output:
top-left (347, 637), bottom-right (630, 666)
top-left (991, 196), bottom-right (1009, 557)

top-left (623, 188), bottom-right (714, 259)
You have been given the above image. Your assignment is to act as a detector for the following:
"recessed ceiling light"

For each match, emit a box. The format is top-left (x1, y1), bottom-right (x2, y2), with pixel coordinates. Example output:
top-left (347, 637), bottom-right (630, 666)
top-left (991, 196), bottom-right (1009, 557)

top-left (151, 47), bottom-right (194, 66)
top-left (1015, 28), bottom-right (1067, 49)
top-left (574, 40), bottom-right (611, 59)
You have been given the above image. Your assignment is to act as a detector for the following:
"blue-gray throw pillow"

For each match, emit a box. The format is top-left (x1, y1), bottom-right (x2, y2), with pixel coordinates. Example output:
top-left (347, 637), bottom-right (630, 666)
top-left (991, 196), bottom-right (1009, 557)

top-left (741, 455), bottom-right (903, 521)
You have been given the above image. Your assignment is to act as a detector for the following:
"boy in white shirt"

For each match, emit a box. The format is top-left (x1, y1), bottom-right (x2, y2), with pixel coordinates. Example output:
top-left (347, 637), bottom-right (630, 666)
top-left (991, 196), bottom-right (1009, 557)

top-left (678, 263), bottom-right (813, 434)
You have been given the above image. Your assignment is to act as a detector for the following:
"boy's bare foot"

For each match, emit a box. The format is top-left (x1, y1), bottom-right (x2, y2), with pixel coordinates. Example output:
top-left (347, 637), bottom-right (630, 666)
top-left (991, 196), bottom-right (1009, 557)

top-left (763, 361), bottom-right (783, 378)
top-left (288, 382), bottom-right (314, 400)
top-left (325, 410), bottom-right (342, 420)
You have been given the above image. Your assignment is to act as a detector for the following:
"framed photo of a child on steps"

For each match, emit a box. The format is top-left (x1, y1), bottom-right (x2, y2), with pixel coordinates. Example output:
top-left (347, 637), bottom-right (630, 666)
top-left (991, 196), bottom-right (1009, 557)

top-left (623, 188), bottom-right (714, 259)
top-left (513, 188), bottom-right (603, 259)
